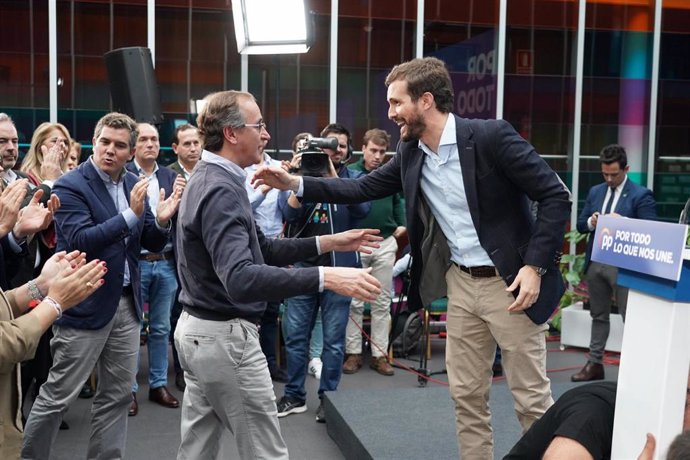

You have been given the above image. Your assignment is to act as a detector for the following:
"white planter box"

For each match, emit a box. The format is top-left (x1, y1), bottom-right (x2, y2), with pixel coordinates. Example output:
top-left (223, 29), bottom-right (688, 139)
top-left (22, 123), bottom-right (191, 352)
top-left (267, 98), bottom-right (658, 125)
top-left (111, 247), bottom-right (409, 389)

top-left (560, 301), bottom-right (624, 352)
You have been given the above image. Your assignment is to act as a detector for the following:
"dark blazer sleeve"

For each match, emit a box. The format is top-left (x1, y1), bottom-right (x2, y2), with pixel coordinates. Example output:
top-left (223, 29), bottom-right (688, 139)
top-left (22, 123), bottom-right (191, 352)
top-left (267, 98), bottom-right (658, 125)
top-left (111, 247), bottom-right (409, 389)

top-left (630, 186), bottom-right (657, 220)
top-left (577, 186), bottom-right (602, 234)
top-left (53, 179), bottom-right (131, 254)
top-left (303, 155), bottom-right (403, 204)
top-left (485, 119), bottom-right (571, 269)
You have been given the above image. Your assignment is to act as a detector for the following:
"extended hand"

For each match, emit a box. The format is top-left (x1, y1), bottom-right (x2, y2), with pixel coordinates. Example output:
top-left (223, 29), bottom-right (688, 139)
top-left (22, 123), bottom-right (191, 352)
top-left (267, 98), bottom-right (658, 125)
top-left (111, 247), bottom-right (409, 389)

top-left (321, 228), bottom-right (382, 254)
top-left (129, 179), bottom-right (149, 217)
top-left (251, 165), bottom-right (300, 192)
top-left (506, 265), bottom-right (542, 312)
top-left (0, 179), bottom-right (28, 237)
top-left (156, 186), bottom-right (182, 226)
top-left (323, 266), bottom-right (381, 302)
top-left (13, 189), bottom-right (58, 238)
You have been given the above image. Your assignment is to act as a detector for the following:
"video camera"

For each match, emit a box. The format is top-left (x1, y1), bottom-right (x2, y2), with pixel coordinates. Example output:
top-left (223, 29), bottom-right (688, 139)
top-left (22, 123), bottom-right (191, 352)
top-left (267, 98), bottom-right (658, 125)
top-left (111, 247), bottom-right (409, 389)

top-left (290, 137), bottom-right (338, 177)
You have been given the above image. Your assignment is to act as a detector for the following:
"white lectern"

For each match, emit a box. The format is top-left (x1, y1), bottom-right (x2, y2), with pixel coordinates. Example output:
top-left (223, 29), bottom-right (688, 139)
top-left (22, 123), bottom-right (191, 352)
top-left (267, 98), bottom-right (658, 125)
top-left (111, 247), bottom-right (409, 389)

top-left (592, 216), bottom-right (690, 459)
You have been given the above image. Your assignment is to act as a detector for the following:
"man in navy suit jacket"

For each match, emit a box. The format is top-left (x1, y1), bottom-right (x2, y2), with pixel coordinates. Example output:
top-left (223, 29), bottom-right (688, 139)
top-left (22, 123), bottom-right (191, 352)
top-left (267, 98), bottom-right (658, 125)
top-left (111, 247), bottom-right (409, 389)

top-left (125, 123), bottom-right (185, 415)
top-left (253, 57), bottom-right (572, 459)
top-left (571, 144), bottom-right (657, 383)
top-left (22, 112), bottom-right (181, 459)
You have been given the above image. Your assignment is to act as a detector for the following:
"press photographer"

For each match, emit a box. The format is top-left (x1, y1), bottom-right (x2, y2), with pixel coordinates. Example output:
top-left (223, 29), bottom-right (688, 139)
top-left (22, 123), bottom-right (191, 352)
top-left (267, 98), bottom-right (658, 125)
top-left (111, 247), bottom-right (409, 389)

top-left (277, 123), bottom-right (373, 422)
top-left (289, 136), bottom-right (339, 177)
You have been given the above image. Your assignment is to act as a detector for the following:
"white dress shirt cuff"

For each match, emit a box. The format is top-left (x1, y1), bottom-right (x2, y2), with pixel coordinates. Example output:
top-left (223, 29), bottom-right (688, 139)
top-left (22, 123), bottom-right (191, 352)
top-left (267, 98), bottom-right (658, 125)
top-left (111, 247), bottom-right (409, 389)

top-left (122, 208), bottom-right (139, 229)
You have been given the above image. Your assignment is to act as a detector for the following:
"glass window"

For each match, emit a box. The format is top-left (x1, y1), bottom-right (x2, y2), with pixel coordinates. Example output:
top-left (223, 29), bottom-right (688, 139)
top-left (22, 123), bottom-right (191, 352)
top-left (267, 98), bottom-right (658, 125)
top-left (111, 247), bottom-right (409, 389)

top-left (504, 0), bottom-right (578, 182)
top-left (653, 1), bottom-right (690, 221)
top-left (579, 1), bottom-right (655, 210)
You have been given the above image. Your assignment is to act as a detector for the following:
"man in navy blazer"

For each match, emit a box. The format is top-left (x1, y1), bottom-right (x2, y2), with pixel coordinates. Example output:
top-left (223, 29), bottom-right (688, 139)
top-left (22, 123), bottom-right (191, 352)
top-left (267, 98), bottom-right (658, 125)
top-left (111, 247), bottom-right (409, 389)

top-left (253, 57), bottom-right (571, 458)
top-left (571, 144), bottom-right (657, 382)
top-left (125, 123), bottom-right (185, 415)
top-left (22, 112), bottom-right (181, 459)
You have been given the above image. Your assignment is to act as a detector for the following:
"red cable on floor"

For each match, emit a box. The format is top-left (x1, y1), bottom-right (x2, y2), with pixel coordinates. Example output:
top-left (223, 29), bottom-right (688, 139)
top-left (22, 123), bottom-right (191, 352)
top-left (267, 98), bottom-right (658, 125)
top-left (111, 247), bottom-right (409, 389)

top-left (347, 315), bottom-right (620, 387)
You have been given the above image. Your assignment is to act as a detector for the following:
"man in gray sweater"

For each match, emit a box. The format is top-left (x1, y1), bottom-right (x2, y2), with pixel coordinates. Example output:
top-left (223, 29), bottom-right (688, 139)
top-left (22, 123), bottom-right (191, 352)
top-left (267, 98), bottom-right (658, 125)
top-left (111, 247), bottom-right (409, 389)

top-left (174, 90), bottom-right (382, 460)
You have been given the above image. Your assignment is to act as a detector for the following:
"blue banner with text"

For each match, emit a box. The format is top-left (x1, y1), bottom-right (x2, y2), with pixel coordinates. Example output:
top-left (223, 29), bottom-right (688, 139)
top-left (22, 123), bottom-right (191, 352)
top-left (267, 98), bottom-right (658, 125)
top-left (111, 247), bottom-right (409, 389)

top-left (591, 216), bottom-right (687, 281)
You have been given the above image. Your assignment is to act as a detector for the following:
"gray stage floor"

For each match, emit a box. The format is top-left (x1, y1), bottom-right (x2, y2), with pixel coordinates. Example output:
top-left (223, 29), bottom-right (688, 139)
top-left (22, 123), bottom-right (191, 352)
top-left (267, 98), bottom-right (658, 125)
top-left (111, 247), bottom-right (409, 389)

top-left (29, 335), bottom-right (619, 459)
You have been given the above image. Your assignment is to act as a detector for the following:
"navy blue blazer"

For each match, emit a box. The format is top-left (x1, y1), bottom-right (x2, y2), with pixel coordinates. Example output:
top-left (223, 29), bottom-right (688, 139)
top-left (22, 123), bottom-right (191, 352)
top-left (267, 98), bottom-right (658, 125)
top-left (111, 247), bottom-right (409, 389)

top-left (303, 116), bottom-right (572, 325)
top-left (577, 178), bottom-right (657, 270)
top-left (52, 159), bottom-right (168, 330)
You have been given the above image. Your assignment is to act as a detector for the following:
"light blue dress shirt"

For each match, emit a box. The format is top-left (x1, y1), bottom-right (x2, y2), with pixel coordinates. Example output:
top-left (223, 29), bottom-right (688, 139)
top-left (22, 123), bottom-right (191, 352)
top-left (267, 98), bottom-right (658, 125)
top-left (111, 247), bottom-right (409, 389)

top-left (245, 154), bottom-right (290, 238)
top-left (90, 156), bottom-right (138, 285)
top-left (417, 114), bottom-right (493, 267)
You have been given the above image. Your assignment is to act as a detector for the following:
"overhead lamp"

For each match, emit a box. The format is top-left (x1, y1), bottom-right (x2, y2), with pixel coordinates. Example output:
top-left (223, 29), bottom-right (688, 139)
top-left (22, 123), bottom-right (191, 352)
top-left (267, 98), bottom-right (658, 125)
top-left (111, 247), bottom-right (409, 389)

top-left (232, 0), bottom-right (312, 55)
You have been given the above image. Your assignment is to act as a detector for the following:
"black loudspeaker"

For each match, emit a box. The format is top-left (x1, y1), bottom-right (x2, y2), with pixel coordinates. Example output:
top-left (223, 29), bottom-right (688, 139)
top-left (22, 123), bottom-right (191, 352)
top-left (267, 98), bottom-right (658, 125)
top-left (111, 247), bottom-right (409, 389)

top-left (104, 47), bottom-right (163, 124)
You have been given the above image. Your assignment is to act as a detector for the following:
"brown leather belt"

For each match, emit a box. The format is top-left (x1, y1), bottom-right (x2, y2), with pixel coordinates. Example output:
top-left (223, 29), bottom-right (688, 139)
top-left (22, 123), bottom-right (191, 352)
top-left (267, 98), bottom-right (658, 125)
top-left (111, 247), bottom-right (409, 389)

top-left (139, 251), bottom-right (174, 262)
top-left (455, 263), bottom-right (498, 278)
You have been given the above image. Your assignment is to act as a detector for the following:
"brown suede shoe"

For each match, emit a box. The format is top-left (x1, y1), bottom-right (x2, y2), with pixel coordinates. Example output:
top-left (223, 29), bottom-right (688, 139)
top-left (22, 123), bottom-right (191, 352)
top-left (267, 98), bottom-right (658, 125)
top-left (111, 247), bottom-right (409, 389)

top-left (370, 356), bottom-right (394, 376)
top-left (342, 354), bottom-right (363, 374)
top-left (149, 386), bottom-right (180, 408)
top-left (571, 362), bottom-right (605, 382)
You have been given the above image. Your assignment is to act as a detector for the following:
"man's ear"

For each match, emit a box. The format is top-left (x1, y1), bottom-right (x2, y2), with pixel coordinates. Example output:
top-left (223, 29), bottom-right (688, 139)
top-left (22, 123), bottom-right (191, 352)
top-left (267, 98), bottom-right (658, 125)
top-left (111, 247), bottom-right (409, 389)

top-left (129, 149), bottom-right (135, 161)
top-left (420, 91), bottom-right (435, 110)
top-left (223, 126), bottom-right (238, 145)
top-left (172, 143), bottom-right (178, 155)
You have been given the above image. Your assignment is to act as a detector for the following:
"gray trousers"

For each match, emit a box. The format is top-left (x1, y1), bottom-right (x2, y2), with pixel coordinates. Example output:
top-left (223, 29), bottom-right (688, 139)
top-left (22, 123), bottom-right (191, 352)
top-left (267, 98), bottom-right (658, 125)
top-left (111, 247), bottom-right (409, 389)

top-left (21, 293), bottom-right (139, 460)
top-left (174, 312), bottom-right (288, 460)
top-left (586, 261), bottom-right (628, 364)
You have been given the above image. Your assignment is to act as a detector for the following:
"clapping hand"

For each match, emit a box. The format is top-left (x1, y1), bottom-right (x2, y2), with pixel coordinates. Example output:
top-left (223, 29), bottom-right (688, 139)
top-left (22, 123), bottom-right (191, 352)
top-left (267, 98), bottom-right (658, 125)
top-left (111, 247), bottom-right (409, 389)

top-left (0, 179), bottom-right (28, 237)
top-left (13, 188), bottom-right (60, 238)
top-left (155, 186), bottom-right (182, 226)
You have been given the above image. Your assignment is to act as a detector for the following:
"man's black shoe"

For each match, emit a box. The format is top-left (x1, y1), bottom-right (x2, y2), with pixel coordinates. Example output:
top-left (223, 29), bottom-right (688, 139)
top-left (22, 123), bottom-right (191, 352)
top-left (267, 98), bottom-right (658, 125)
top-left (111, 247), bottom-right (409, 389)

top-left (78, 382), bottom-right (95, 399)
top-left (315, 401), bottom-right (326, 423)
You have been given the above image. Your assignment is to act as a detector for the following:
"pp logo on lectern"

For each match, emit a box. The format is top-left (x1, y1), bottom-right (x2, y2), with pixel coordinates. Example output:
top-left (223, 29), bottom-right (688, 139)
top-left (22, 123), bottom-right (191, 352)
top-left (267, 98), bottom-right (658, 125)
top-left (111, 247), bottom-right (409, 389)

top-left (599, 228), bottom-right (613, 251)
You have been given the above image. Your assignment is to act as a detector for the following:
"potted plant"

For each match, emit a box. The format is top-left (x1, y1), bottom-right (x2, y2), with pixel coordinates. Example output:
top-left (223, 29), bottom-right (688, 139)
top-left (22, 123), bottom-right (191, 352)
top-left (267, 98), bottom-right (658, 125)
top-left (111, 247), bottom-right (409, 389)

top-left (549, 229), bottom-right (589, 332)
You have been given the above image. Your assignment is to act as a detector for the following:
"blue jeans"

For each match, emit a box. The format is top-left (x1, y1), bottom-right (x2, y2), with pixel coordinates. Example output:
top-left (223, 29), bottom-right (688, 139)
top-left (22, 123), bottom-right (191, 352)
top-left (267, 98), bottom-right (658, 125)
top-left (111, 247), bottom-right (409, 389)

top-left (283, 289), bottom-right (351, 401)
top-left (281, 306), bottom-right (323, 360)
top-left (134, 258), bottom-right (178, 392)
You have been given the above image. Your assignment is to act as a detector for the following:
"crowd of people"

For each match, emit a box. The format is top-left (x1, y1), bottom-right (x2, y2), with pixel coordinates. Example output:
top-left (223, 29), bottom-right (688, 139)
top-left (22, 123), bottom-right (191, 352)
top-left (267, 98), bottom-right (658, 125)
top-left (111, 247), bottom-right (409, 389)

top-left (0, 55), bottom-right (688, 460)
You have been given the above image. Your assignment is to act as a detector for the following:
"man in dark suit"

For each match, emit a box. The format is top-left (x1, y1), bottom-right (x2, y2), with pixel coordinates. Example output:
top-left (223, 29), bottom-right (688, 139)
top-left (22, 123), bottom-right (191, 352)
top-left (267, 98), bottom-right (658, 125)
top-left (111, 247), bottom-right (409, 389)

top-left (21, 112), bottom-right (181, 459)
top-left (168, 123), bottom-right (200, 180)
top-left (253, 57), bottom-right (571, 458)
top-left (126, 123), bottom-right (185, 415)
top-left (571, 144), bottom-right (657, 382)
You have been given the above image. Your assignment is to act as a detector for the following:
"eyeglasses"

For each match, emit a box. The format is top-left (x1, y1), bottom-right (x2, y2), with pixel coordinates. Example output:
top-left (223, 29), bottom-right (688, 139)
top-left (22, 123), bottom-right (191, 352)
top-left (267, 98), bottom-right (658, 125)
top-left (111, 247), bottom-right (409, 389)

top-left (241, 121), bottom-right (267, 132)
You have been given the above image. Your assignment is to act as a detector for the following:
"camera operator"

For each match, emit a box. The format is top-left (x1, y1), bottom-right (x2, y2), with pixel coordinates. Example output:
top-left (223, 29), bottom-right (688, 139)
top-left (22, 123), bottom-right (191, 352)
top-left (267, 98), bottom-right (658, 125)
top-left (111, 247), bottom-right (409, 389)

top-left (277, 123), bottom-right (371, 423)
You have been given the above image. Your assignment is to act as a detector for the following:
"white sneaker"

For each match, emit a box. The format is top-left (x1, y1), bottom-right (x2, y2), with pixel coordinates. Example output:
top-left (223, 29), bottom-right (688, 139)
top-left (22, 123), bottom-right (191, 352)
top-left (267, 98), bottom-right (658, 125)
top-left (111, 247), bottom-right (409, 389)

top-left (308, 358), bottom-right (323, 379)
